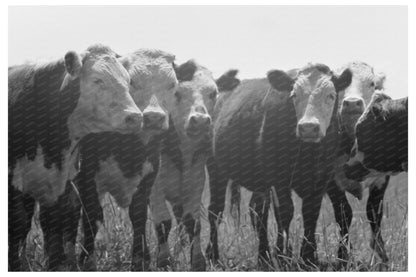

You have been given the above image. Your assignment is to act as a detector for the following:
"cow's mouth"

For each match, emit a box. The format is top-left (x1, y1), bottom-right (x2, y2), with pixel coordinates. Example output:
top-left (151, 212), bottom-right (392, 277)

top-left (300, 136), bottom-right (322, 143)
top-left (143, 122), bottom-right (168, 134)
top-left (186, 127), bottom-right (208, 139)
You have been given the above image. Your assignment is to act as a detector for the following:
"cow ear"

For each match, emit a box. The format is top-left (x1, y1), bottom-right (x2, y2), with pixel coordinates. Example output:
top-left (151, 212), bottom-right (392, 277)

top-left (64, 51), bottom-right (83, 78)
top-left (216, 69), bottom-right (240, 92)
top-left (174, 60), bottom-right (198, 82)
top-left (267, 70), bottom-right (295, 91)
top-left (370, 103), bottom-right (382, 119)
top-left (374, 72), bottom-right (386, 90)
top-left (332, 68), bottom-right (352, 92)
top-left (118, 55), bottom-right (131, 70)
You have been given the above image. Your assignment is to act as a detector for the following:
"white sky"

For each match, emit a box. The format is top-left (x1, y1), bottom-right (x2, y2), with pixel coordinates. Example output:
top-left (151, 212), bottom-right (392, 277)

top-left (8, 5), bottom-right (408, 98)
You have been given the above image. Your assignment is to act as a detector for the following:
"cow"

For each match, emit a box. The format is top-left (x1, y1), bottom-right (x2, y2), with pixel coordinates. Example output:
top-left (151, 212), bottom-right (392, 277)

top-left (343, 92), bottom-right (407, 263)
top-left (324, 62), bottom-right (390, 263)
top-left (61, 49), bottom-right (178, 271)
top-left (8, 44), bottom-right (143, 271)
top-left (344, 93), bottom-right (408, 179)
top-left (206, 63), bottom-right (352, 268)
top-left (149, 60), bottom-right (217, 271)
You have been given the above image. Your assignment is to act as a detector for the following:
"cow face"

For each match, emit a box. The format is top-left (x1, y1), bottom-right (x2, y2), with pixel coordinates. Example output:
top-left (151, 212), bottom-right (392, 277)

top-left (339, 62), bottom-right (386, 137)
top-left (171, 60), bottom-right (217, 143)
top-left (66, 44), bottom-right (142, 137)
top-left (344, 93), bottom-right (408, 181)
top-left (119, 50), bottom-right (178, 141)
top-left (290, 64), bottom-right (352, 143)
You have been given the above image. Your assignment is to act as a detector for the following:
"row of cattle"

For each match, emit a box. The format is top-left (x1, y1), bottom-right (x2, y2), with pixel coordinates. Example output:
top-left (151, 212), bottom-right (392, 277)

top-left (8, 44), bottom-right (408, 271)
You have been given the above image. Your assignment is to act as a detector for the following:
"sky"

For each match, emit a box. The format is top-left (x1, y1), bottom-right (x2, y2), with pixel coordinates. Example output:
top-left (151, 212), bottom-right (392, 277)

top-left (8, 5), bottom-right (408, 98)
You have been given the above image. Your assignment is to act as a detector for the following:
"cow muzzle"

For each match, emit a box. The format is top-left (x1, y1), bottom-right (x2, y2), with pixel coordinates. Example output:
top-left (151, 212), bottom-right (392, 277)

top-left (341, 97), bottom-right (365, 115)
top-left (186, 113), bottom-right (211, 138)
top-left (123, 110), bottom-right (143, 133)
top-left (297, 121), bottom-right (323, 143)
top-left (143, 110), bottom-right (168, 132)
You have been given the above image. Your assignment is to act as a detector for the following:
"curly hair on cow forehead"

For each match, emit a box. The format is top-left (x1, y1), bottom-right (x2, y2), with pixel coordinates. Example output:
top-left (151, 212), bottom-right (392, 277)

top-left (132, 48), bottom-right (175, 62)
top-left (85, 44), bottom-right (120, 57)
top-left (297, 63), bottom-right (332, 76)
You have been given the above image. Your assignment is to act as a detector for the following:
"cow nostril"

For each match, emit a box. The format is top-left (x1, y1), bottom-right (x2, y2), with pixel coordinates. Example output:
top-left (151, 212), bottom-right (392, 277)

top-left (189, 115), bottom-right (211, 128)
top-left (299, 123), bottom-right (320, 135)
top-left (190, 116), bottom-right (197, 126)
top-left (125, 114), bottom-right (141, 126)
top-left (143, 112), bottom-right (166, 128)
top-left (356, 100), bottom-right (364, 107)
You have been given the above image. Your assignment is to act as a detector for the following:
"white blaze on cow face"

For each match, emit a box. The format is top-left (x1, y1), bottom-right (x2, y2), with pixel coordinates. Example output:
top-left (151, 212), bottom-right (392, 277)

top-left (339, 62), bottom-right (386, 137)
top-left (291, 65), bottom-right (337, 143)
top-left (66, 45), bottom-right (143, 138)
top-left (120, 50), bottom-right (178, 142)
top-left (172, 66), bottom-right (217, 143)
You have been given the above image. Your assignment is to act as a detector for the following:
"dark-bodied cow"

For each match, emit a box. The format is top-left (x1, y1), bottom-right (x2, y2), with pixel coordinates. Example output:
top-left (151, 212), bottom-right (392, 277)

top-left (64, 49), bottom-right (178, 271)
top-left (345, 93), bottom-right (408, 178)
top-left (8, 44), bottom-right (142, 271)
top-left (206, 63), bottom-right (352, 267)
top-left (343, 93), bottom-right (407, 263)
top-left (150, 60), bottom-right (217, 271)
top-left (278, 64), bottom-right (352, 265)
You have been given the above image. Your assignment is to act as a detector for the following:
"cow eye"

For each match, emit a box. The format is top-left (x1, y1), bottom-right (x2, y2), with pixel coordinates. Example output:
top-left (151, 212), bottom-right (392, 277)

top-left (328, 93), bottom-right (335, 100)
top-left (370, 82), bottom-right (375, 87)
top-left (209, 90), bottom-right (217, 100)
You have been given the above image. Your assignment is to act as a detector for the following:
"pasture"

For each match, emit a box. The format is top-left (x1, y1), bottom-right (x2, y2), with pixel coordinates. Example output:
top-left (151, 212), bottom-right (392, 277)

top-left (21, 173), bottom-right (407, 271)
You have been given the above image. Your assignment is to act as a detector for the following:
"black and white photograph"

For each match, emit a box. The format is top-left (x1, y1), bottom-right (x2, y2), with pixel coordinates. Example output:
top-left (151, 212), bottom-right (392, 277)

top-left (6, 3), bottom-right (409, 272)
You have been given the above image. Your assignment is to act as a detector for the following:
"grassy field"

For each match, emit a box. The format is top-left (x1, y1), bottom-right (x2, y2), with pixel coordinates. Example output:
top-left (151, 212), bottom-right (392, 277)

top-left (21, 173), bottom-right (407, 271)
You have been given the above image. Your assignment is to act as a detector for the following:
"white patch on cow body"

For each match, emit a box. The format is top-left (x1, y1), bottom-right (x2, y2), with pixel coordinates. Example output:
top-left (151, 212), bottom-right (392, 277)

top-left (361, 176), bottom-right (387, 190)
top-left (11, 144), bottom-right (78, 206)
top-left (95, 156), bottom-right (153, 208)
top-left (334, 154), bottom-right (363, 199)
top-left (150, 142), bottom-right (208, 226)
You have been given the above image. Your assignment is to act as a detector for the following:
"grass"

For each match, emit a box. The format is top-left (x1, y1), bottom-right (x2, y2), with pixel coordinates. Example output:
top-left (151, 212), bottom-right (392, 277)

top-left (20, 173), bottom-right (407, 271)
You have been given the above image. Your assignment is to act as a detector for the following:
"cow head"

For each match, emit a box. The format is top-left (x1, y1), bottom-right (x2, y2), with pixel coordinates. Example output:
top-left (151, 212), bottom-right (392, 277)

top-left (286, 63), bottom-right (352, 143)
top-left (339, 62), bottom-right (386, 137)
top-left (119, 49), bottom-right (178, 142)
top-left (171, 60), bottom-right (217, 144)
top-left (344, 93), bottom-right (408, 181)
top-left (66, 44), bottom-right (142, 138)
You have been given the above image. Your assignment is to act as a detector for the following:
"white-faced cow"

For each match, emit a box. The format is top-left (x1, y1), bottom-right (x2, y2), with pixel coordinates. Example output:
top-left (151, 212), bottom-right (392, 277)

top-left (324, 62), bottom-right (390, 263)
top-left (206, 63), bottom-right (352, 267)
top-left (343, 92), bottom-right (407, 263)
top-left (63, 49), bottom-right (178, 271)
top-left (8, 44), bottom-right (142, 271)
top-left (149, 60), bottom-right (217, 271)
